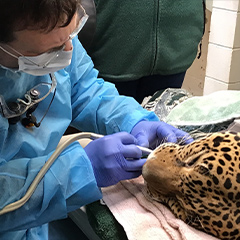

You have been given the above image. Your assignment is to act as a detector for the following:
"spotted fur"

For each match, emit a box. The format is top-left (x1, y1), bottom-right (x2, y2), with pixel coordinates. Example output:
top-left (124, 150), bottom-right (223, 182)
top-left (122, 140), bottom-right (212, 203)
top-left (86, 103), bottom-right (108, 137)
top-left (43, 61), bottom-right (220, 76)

top-left (142, 131), bottom-right (240, 240)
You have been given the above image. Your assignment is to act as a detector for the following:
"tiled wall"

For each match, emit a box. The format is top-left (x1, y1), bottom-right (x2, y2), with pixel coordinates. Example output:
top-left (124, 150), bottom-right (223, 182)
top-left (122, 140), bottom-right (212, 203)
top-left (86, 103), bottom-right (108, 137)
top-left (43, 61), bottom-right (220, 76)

top-left (183, 0), bottom-right (240, 96)
top-left (204, 0), bottom-right (240, 95)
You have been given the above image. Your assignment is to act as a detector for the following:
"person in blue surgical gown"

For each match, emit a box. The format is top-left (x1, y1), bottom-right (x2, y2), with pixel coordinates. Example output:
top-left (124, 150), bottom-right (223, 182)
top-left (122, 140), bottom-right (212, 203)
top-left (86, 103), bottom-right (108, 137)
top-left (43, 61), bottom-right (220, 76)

top-left (0, 1), bottom-right (192, 239)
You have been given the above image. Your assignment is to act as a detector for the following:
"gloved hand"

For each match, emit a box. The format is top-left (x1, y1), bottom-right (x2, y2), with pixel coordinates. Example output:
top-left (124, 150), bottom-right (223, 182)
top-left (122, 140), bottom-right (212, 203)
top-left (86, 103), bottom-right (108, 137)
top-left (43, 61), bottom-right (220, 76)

top-left (84, 132), bottom-right (145, 187)
top-left (131, 121), bottom-right (193, 149)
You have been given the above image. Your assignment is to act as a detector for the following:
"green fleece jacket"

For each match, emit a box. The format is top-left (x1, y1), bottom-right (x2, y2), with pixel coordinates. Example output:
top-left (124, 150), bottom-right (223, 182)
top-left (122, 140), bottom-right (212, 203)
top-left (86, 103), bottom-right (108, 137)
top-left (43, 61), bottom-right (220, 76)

top-left (88, 0), bottom-right (205, 82)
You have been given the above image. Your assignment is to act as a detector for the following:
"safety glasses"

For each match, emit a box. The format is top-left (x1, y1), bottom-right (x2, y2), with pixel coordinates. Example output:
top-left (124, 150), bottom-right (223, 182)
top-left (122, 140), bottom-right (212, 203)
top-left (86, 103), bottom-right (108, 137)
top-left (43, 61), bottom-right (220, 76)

top-left (69, 5), bottom-right (89, 40)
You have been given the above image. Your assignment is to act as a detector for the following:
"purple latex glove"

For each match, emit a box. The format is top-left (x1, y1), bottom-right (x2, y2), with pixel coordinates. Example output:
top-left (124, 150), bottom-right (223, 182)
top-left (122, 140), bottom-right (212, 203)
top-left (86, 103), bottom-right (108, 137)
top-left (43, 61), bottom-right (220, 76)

top-left (131, 121), bottom-right (193, 149)
top-left (85, 132), bottom-right (145, 187)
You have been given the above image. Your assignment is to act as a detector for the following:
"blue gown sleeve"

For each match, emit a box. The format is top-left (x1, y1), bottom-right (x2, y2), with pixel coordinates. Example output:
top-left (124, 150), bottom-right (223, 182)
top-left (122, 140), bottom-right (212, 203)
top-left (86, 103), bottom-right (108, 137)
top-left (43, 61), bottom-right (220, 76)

top-left (68, 38), bottom-right (159, 134)
top-left (0, 138), bottom-right (101, 232)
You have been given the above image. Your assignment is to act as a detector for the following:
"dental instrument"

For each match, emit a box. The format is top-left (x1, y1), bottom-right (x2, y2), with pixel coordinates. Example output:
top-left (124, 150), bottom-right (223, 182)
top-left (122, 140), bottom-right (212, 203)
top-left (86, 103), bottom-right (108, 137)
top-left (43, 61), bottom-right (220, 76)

top-left (0, 132), bottom-right (152, 215)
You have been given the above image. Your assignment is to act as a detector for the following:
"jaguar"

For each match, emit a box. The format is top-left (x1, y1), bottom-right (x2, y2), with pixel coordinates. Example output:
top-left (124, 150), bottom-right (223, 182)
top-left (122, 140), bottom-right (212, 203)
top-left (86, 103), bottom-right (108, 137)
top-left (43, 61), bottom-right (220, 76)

top-left (142, 131), bottom-right (240, 240)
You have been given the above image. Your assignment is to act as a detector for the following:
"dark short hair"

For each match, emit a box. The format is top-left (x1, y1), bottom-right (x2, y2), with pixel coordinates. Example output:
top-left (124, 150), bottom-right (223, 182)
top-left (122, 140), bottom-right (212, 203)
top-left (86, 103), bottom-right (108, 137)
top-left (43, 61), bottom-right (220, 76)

top-left (0, 0), bottom-right (81, 43)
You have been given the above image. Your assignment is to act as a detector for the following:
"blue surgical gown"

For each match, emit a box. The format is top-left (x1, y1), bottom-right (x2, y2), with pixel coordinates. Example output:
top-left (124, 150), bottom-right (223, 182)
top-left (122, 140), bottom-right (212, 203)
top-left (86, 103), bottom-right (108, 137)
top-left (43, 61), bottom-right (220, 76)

top-left (0, 37), bottom-right (158, 239)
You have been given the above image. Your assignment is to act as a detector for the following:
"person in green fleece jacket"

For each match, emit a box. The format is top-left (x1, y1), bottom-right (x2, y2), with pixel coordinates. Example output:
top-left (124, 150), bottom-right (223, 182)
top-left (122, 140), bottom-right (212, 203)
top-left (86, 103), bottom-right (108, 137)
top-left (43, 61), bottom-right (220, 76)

top-left (86, 0), bottom-right (206, 103)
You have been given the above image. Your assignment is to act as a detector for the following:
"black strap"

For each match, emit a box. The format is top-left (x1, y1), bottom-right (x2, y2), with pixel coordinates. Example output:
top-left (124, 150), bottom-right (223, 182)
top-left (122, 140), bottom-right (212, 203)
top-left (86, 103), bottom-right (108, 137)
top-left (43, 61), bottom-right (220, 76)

top-left (78, 0), bottom-right (96, 51)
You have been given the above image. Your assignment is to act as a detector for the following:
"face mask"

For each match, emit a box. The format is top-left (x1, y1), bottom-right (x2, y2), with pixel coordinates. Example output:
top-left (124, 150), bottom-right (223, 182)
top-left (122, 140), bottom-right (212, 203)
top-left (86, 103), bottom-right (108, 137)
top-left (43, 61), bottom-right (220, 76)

top-left (0, 45), bottom-right (73, 76)
top-left (18, 47), bottom-right (73, 76)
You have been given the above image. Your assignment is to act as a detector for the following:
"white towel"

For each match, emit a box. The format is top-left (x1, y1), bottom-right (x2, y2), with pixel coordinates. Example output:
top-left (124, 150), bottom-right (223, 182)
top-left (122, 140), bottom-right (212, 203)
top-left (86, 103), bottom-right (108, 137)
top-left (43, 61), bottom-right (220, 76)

top-left (102, 176), bottom-right (219, 240)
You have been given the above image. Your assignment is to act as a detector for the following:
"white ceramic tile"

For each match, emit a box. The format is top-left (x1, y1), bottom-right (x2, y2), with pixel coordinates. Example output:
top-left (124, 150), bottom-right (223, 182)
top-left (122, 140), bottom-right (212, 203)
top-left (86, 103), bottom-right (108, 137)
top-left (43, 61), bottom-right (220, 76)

top-left (205, 43), bottom-right (232, 83)
top-left (209, 8), bottom-right (239, 48)
top-left (206, 0), bottom-right (213, 11)
top-left (213, 0), bottom-right (240, 12)
top-left (203, 77), bottom-right (229, 95)
top-left (203, 76), bottom-right (240, 95)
